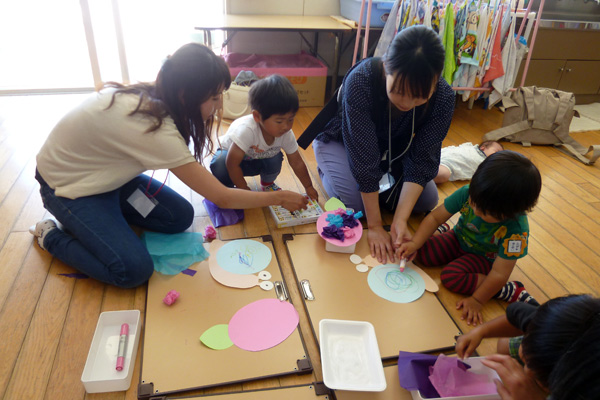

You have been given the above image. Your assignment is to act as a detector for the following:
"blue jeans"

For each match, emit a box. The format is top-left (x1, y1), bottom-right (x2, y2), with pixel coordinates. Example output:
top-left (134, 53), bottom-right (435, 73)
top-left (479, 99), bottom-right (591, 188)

top-left (210, 149), bottom-right (283, 187)
top-left (313, 139), bottom-right (438, 213)
top-left (35, 171), bottom-right (194, 288)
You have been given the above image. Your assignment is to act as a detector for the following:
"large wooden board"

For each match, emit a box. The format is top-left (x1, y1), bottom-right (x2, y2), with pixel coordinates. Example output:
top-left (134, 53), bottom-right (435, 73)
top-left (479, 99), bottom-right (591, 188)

top-left (285, 233), bottom-right (460, 359)
top-left (140, 238), bottom-right (311, 397)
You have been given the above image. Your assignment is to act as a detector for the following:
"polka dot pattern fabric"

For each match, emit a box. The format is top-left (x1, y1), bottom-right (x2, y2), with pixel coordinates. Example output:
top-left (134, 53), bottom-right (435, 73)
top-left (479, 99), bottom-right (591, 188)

top-left (316, 58), bottom-right (456, 193)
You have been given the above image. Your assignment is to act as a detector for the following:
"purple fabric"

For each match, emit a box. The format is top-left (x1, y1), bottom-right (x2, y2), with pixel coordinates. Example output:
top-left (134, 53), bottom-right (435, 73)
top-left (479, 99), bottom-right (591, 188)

top-left (398, 352), bottom-right (441, 398)
top-left (182, 269), bottom-right (197, 276)
top-left (203, 199), bottom-right (244, 228)
top-left (321, 225), bottom-right (345, 241)
top-left (340, 212), bottom-right (359, 228)
top-left (58, 273), bottom-right (89, 279)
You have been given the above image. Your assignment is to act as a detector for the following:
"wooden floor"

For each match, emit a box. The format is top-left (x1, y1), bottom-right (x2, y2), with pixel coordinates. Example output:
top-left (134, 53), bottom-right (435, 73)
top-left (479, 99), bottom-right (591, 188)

top-left (0, 93), bottom-right (599, 400)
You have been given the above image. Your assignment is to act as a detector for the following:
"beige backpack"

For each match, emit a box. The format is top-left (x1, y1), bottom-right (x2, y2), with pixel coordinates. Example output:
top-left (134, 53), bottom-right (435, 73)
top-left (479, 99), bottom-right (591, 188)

top-left (483, 86), bottom-right (600, 165)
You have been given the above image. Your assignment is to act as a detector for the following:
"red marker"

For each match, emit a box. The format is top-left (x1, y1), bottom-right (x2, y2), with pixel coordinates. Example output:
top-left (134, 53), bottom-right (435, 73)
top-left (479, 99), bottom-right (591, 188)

top-left (115, 323), bottom-right (129, 371)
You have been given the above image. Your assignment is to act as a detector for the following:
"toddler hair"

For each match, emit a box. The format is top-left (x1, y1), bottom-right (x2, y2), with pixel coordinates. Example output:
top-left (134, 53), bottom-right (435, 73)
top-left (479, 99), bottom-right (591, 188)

top-left (469, 150), bottom-right (541, 220)
top-left (384, 25), bottom-right (445, 99)
top-left (522, 294), bottom-right (600, 400)
top-left (249, 74), bottom-right (299, 120)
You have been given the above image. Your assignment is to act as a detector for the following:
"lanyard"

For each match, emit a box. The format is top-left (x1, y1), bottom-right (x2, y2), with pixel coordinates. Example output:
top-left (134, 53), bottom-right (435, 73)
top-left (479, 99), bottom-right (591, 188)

top-left (144, 170), bottom-right (169, 199)
top-left (386, 103), bottom-right (416, 173)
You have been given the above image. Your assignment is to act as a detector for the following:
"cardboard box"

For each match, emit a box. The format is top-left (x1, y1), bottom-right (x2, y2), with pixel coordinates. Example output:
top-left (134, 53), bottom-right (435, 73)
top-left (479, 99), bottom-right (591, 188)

top-left (225, 52), bottom-right (327, 107)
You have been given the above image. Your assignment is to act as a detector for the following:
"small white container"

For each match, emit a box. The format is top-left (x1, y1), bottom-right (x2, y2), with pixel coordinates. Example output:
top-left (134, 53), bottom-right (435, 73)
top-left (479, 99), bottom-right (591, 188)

top-left (410, 357), bottom-right (501, 400)
top-left (81, 310), bottom-right (141, 393)
top-left (325, 241), bottom-right (356, 253)
top-left (320, 319), bottom-right (387, 392)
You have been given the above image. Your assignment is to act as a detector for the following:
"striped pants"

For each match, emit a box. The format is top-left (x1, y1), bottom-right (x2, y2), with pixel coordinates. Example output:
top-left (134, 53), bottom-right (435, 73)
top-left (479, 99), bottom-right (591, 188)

top-left (416, 230), bottom-right (494, 295)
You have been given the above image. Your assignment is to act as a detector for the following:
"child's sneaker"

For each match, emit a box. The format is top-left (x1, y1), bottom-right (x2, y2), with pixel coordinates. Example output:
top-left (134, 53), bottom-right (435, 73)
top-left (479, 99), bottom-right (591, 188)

top-left (494, 281), bottom-right (540, 306)
top-left (261, 182), bottom-right (282, 192)
top-left (28, 219), bottom-right (57, 251)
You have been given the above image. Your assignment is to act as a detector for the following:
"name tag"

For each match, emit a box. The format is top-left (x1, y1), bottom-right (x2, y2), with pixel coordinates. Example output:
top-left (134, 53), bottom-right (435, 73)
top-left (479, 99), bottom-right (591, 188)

top-left (127, 187), bottom-right (158, 218)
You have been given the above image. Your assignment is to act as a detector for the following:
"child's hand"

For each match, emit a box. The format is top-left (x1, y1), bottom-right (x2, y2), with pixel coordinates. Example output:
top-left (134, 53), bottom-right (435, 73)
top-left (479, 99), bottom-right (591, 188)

top-left (455, 328), bottom-right (484, 359)
top-left (395, 241), bottom-right (418, 262)
top-left (457, 296), bottom-right (484, 326)
top-left (482, 355), bottom-right (548, 400)
top-left (279, 191), bottom-right (309, 212)
top-left (305, 186), bottom-right (319, 202)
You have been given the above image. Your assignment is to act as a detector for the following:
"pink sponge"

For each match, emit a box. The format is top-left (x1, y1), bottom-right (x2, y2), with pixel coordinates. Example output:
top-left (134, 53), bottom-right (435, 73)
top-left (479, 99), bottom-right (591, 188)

top-left (163, 290), bottom-right (180, 306)
top-left (203, 226), bottom-right (217, 242)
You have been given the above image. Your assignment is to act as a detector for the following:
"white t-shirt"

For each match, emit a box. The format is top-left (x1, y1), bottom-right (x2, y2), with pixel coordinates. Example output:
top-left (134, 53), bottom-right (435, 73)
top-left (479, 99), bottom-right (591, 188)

top-left (36, 89), bottom-right (196, 199)
top-left (219, 114), bottom-right (298, 160)
top-left (440, 142), bottom-right (486, 181)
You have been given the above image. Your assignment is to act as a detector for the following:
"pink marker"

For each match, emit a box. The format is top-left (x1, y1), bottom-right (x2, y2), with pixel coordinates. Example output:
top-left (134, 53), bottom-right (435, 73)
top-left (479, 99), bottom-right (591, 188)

top-left (115, 323), bottom-right (129, 371)
top-left (399, 258), bottom-right (407, 272)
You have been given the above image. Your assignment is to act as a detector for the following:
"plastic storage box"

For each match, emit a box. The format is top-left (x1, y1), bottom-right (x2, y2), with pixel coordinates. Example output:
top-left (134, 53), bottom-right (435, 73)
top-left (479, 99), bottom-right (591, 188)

top-left (340, 0), bottom-right (395, 28)
top-left (320, 319), bottom-right (387, 392)
top-left (410, 357), bottom-right (501, 400)
top-left (225, 52), bottom-right (327, 107)
top-left (81, 310), bottom-right (141, 393)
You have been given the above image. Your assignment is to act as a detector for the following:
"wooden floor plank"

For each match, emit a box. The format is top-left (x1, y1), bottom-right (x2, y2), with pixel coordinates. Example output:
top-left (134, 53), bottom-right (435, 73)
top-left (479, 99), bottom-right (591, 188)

top-left (3, 259), bottom-right (77, 400)
top-left (0, 243), bottom-right (53, 399)
top-left (43, 278), bottom-right (105, 400)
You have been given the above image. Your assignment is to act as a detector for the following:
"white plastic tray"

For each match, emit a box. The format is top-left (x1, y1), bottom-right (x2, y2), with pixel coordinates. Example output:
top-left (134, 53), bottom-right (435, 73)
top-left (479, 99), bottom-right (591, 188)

top-left (81, 310), bottom-right (141, 393)
top-left (319, 319), bottom-right (387, 392)
top-left (410, 357), bottom-right (501, 400)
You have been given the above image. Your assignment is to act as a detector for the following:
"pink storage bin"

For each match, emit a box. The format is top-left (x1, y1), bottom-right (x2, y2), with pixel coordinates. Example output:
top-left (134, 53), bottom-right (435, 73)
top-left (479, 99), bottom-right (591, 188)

top-left (224, 52), bottom-right (327, 107)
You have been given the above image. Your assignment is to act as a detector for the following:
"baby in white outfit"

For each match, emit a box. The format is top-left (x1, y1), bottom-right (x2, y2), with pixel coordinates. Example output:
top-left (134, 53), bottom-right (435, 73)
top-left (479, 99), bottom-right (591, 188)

top-left (435, 141), bottom-right (503, 183)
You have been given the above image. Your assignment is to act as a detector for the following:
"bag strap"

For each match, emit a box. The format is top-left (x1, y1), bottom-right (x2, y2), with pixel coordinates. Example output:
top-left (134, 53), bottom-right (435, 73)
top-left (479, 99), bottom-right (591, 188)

top-left (482, 120), bottom-right (533, 144)
top-left (556, 144), bottom-right (600, 165)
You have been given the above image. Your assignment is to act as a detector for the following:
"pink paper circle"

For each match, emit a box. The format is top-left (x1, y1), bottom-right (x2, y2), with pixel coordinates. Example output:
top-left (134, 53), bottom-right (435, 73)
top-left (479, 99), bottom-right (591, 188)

top-left (316, 211), bottom-right (363, 246)
top-left (228, 298), bottom-right (299, 351)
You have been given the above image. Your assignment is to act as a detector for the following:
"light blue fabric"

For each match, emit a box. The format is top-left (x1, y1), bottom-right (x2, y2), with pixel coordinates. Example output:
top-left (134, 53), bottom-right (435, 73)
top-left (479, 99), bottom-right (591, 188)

top-left (142, 231), bottom-right (210, 275)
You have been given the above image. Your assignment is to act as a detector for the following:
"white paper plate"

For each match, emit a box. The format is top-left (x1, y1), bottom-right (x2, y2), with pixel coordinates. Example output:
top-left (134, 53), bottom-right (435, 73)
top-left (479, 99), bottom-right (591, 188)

top-left (319, 319), bottom-right (387, 392)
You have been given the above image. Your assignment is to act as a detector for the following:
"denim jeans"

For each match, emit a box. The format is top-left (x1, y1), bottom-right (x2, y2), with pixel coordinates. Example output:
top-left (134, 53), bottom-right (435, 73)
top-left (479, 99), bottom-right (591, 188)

top-left (35, 171), bottom-right (194, 288)
top-left (313, 139), bottom-right (438, 214)
top-left (210, 149), bottom-right (283, 187)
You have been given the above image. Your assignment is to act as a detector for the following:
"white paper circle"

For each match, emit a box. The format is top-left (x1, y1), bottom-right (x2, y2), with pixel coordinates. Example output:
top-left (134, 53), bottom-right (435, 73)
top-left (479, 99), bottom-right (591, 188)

top-left (356, 264), bottom-right (369, 273)
top-left (259, 281), bottom-right (274, 290)
top-left (349, 254), bottom-right (363, 264)
top-left (258, 271), bottom-right (272, 280)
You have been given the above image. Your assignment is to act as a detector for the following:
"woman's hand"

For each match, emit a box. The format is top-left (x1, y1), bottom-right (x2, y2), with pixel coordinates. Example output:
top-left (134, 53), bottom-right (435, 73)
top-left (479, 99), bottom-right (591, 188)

top-left (279, 191), bottom-right (308, 212)
top-left (367, 225), bottom-right (395, 264)
top-left (390, 218), bottom-right (412, 248)
top-left (482, 355), bottom-right (548, 400)
top-left (455, 328), bottom-right (484, 359)
top-left (457, 296), bottom-right (484, 326)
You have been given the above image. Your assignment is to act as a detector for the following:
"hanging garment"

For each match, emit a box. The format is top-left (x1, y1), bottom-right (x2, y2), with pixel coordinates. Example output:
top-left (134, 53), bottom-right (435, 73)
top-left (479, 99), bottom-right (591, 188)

top-left (489, 12), bottom-right (528, 106)
top-left (482, 5), bottom-right (506, 83)
top-left (374, 0), bottom-right (402, 57)
top-left (457, 1), bottom-right (480, 66)
top-left (441, 2), bottom-right (456, 84)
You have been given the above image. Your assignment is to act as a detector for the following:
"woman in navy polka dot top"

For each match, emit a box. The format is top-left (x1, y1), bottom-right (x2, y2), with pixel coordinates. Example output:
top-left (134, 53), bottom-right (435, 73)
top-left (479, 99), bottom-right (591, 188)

top-left (313, 26), bottom-right (455, 264)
